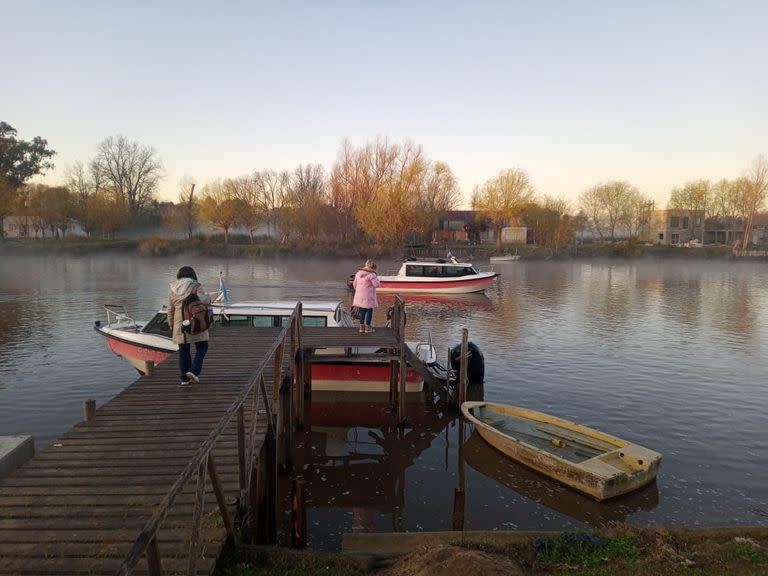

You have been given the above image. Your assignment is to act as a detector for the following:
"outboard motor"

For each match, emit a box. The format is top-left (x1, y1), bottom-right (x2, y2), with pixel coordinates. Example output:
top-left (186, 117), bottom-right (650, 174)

top-left (450, 341), bottom-right (485, 384)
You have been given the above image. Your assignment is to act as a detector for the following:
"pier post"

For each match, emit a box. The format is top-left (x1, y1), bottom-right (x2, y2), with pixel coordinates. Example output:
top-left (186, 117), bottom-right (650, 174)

top-left (458, 328), bottom-right (468, 406)
top-left (291, 477), bottom-right (307, 548)
top-left (397, 297), bottom-right (407, 425)
top-left (83, 399), bottom-right (96, 422)
top-left (278, 375), bottom-right (292, 470)
top-left (389, 360), bottom-right (398, 407)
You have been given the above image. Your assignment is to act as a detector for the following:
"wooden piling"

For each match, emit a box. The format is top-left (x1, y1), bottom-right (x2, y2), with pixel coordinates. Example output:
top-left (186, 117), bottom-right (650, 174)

top-left (458, 328), bottom-right (469, 406)
top-left (451, 487), bottom-right (465, 531)
top-left (291, 477), bottom-right (307, 548)
top-left (83, 399), bottom-right (96, 422)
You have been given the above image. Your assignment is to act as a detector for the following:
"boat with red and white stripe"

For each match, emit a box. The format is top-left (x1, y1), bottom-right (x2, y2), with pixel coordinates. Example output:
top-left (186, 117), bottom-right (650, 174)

top-left (95, 299), bottom-right (440, 393)
top-left (375, 256), bottom-right (499, 294)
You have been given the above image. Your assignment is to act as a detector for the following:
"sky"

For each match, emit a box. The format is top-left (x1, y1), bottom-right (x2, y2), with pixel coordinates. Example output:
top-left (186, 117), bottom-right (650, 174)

top-left (3, 0), bottom-right (767, 208)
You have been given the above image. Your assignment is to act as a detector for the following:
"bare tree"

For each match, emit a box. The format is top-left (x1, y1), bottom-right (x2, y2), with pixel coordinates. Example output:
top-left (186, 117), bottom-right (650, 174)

top-left (579, 181), bottom-right (638, 241)
top-left (282, 164), bottom-right (328, 241)
top-left (252, 170), bottom-right (288, 238)
top-left (92, 135), bottom-right (163, 219)
top-left (472, 169), bottom-right (535, 250)
top-left (741, 155), bottom-right (768, 249)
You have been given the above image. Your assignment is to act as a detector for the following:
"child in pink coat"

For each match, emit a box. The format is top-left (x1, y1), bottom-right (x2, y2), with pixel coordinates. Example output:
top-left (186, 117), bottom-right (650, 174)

top-left (352, 259), bottom-right (380, 333)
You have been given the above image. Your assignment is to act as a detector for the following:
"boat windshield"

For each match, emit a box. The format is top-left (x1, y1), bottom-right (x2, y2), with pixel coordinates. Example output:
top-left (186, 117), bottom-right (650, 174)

top-left (142, 311), bottom-right (330, 333)
top-left (142, 313), bottom-right (171, 337)
top-left (405, 264), bottom-right (477, 277)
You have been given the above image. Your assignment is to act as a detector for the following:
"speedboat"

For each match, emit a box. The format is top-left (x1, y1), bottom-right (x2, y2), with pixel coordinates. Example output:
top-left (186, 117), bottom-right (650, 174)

top-left (375, 256), bottom-right (499, 294)
top-left (95, 298), bottom-right (438, 393)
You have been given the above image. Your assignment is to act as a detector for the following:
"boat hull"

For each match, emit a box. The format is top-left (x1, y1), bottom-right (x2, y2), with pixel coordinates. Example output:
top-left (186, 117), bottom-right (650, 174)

top-left (311, 361), bottom-right (423, 393)
top-left (462, 401), bottom-right (661, 501)
top-left (376, 273), bottom-right (498, 294)
top-left (98, 327), bottom-right (173, 374)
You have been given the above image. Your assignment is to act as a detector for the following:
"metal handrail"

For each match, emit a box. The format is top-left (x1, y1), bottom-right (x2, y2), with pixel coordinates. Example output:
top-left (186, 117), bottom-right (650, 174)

top-left (116, 303), bottom-right (302, 576)
top-left (103, 304), bottom-right (139, 329)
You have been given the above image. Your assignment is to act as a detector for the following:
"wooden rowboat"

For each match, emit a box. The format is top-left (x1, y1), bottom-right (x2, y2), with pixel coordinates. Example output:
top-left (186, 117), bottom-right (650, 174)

top-left (461, 401), bottom-right (661, 501)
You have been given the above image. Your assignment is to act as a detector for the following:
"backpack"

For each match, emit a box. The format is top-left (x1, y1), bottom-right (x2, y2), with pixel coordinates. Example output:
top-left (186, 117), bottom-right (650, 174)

top-left (182, 286), bottom-right (212, 335)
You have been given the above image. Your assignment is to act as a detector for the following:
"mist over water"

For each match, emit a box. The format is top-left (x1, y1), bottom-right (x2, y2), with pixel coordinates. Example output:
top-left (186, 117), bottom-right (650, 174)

top-left (1, 253), bottom-right (766, 549)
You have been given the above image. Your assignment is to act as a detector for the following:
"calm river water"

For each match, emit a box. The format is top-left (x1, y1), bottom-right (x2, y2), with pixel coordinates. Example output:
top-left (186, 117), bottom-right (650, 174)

top-left (0, 253), bottom-right (766, 549)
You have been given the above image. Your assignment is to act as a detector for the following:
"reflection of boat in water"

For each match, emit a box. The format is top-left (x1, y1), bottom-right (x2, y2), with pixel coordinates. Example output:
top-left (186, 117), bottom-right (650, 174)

top-left (379, 291), bottom-right (494, 311)
top-left (462, 431), bottom-right (659, 525)
top-left (462, 401), bottom-right (662, 500)
top-left (293, 393), bottom-right (451, 517)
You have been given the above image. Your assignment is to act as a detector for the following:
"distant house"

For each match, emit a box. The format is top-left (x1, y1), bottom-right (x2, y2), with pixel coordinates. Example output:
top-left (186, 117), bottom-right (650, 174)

top-left (433, 211), bottom-right (493, 243)
top-left (644, 209), bottom-right (704, 245)
top-left (703, 217), bottom-right (744, 245)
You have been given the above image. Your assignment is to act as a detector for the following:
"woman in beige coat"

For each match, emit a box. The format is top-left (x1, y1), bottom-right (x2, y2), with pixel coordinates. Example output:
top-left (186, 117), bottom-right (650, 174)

top-left (167, 266), bottom-right (211, 385)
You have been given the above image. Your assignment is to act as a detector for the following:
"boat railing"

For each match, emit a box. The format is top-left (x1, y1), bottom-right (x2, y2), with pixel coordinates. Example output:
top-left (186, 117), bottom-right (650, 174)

top-left (103, 304), bottom-right (140, 330)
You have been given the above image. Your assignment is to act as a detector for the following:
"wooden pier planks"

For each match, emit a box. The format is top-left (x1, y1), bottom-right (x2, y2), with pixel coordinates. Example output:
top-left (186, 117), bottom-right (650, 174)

top-left (0, 327), bottom-right (281, 576)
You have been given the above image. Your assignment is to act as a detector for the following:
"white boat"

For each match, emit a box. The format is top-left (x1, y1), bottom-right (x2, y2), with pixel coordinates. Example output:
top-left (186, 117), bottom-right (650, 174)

top-left (489, 248), bottom-right (521, 262)
top-left (461, 401), bottom-right (662, 501)
top-left (95, 298), bottom-right (437, 393)
top-left (375, 256), bottom-right (499, 294)
top-left (489, 254), bottom-right (521, 263)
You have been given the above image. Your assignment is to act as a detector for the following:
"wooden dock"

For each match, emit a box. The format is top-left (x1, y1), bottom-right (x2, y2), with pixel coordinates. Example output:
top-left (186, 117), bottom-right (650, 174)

top-left (0, 299), bottom-right (438, 575)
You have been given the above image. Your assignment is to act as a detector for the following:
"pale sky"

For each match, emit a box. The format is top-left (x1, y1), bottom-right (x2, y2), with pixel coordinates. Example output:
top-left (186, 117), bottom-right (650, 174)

top-left (3, 1), bottom-right (767, 208)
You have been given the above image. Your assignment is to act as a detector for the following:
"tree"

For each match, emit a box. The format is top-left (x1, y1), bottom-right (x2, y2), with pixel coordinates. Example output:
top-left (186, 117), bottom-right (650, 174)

top-left (740, 155), bottom-right (768, 249)
top-left (418, 161), bottom-right (461, 238)
top-left (668, 179), bottom-right (711, 243)
top-left (174, 177), bottom-right (197, 240)
top-left (197, 180), bottom-right (242, 244)
top-left (92, 135), bottom-right (163, 219)
top-left (472, 169), bottom-right (535, 250)
top-left (253, 170), bottom-right (288, 238)
top-left (86, 189), bottom-right (130, 238)
top-left (282, 164), bottom-right (328, 242)
top-left (578, 181), bottom-right (638, 241)
top-left (226, 175), bottom-right (265, 244)
top-left (0, 122), bottom-right (56, 238)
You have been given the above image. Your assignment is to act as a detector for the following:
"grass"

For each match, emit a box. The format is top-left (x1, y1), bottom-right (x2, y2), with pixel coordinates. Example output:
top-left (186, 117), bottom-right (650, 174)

top-left (217, 547), bottom-right (366, 576)
top-left (214, 527), bottom-right (768, 576)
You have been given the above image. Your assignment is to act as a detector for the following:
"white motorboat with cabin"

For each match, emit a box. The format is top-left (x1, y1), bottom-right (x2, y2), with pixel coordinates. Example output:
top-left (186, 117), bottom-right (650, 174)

top-left (95, 293), bottom-right (439, 393)
top-left (375, 255), bottom-right (499, 294)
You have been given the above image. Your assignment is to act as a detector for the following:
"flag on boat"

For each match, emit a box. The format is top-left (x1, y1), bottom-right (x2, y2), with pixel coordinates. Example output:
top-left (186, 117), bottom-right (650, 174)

top-left (219, 273), bottom-right (230, 304)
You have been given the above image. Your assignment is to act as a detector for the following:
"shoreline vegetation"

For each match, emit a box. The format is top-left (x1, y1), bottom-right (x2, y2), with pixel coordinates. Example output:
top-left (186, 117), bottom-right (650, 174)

top-left (219, 526), bottom-right (768, 576)
top-left (0, 236), bottom-right (742, 260)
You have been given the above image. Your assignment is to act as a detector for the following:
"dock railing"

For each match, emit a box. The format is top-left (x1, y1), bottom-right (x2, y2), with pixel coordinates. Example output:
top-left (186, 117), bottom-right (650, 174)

top-left (116, 303), bottom-right (303, 576)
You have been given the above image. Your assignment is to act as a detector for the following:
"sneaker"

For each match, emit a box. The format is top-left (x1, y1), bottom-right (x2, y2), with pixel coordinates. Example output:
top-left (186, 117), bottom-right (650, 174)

top-left (179, 380), bottom-right (190, 386)
top-left (359, 325), bottom-right (365, 333)
top-left (365, 326), bottom-right (375, 333)
top-left (186, 372), bottom-right (200, 384)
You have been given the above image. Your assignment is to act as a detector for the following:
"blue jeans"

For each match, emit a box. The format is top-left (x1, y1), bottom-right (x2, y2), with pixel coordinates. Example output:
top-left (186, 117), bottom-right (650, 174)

top-left (179, 341), bottom-right (208, 380)
top-left (359, 307), bottom-right (373, 326)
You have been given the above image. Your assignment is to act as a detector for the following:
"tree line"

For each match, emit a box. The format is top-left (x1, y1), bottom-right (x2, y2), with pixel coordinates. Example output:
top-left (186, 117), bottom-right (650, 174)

top-left (2, 120), bottom-right (766, 250)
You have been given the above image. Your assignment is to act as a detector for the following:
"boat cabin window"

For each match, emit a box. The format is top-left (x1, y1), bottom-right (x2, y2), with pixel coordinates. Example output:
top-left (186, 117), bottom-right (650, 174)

top-left (280, 315), bottom-right (327, 328)
top-left (405, 264), bottom-right (476, 277)
top-left (142, 313), bottom-right (171, 337)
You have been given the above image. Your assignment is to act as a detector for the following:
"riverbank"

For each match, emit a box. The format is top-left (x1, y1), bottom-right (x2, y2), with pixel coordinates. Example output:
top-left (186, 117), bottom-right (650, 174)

top-left (0, 237), bottom-right (742, 260)
top-left (218, 526), bottom-right (768, 576)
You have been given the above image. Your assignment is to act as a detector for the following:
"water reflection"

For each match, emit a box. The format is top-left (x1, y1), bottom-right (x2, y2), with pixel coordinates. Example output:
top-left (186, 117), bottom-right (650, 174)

top-left (286, 386), bottom-right (660, 549)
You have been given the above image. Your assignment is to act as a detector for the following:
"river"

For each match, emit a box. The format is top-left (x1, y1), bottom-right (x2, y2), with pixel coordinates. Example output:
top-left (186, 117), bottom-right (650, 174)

top-left (0, 253), bottom-right (766, 549)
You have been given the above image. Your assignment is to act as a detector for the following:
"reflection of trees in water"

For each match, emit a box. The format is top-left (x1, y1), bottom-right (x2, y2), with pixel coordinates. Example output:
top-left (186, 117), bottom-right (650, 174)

top-left (581, 264), bottom-right (634, 339)
top-left (0, 301), bottom-right (32, 375)
top-left (657, 267), bottom-right (703, 330)
top-left (705, 271), bottom-right (756, 345)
